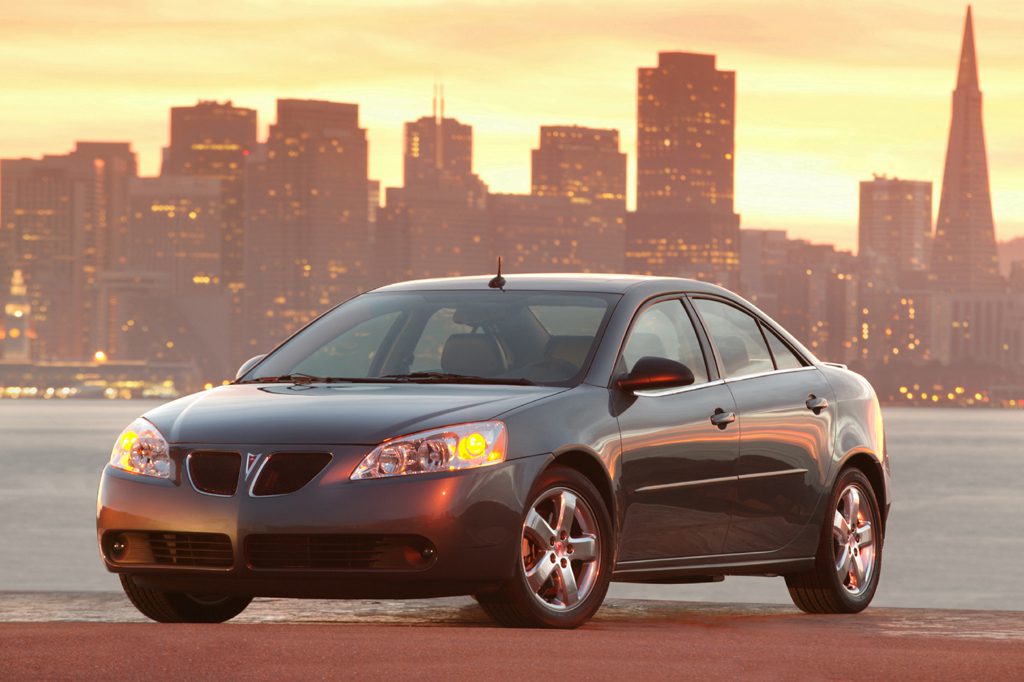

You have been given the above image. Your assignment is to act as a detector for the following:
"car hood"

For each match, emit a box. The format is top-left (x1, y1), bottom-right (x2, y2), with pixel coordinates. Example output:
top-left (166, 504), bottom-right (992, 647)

top-left (143, 383), bottom-right (568, 445)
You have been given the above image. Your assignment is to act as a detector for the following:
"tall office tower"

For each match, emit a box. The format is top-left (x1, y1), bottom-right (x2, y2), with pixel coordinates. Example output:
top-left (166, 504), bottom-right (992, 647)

top-left (126, 177), bottom-right (224, 295)
top-left (858, 175), bottom-right (933, 282)
top-left (531, 126), bottom-right (626, 202)
top-left (162, 102), bottom-right (256, 288)
top-left (377, 90), bottom-right (489, 283)
top-left (93, 176), bottom-right (230, 378)
top-left (931, 7), bottom-right (1002, 292)
top-left (71, 143), bottom-right (139, 270)
top-left (403, 91), bottom-right (474, 189)
top-left (627, 52), bottom-right (740, 284)
top-left (245, 99), bottom-right (370, 350)
top-left (0, 143), bottom-right (137, 360)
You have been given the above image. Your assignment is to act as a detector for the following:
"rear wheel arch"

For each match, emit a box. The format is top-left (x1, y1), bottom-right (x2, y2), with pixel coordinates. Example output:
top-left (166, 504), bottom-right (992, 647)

top-left (838, 451), bottom-right (888, 531)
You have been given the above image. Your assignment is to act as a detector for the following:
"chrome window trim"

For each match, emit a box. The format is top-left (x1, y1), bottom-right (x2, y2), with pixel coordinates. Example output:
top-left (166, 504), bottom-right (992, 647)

top-left (185, 451), bottom-right (240, 498)
top-left (634, 378), bottom-right (726, 398)
top-left (722, 365), bottom-right (817, 384)
top-left (633, 365), bottom-right (817, 398)
top-left (635, 475), bottom-right (734, 493)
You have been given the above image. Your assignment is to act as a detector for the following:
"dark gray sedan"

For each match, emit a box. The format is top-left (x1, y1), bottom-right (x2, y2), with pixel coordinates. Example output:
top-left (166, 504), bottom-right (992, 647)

top-left (97, 274), bottom-right (890, 628)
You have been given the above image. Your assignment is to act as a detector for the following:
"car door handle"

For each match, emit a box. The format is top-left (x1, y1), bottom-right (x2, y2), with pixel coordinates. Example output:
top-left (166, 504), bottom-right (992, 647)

top-left (710, 408), bottom-right (736, 430)
top-left (805, 395), bottom-right (829, 414)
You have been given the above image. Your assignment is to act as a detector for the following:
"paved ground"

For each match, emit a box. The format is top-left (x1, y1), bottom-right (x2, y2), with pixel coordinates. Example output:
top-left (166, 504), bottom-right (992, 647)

top-left (1, 593), bottom-right (1022, 680)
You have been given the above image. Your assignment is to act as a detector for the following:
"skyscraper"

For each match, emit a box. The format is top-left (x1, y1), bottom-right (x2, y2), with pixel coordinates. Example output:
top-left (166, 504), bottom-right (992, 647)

top-left (636, 53), bottom-right (735, 213)
top-left (931, 7), bottom-right (1002, 292)
top-left (162, 101), bottom-right (257, 295)
top-left (403, 90), bottom-right (474, 190)
top-left (628, 52), bottom-right (740, 284)
top-left (858, 175), bottom-right (933, 281)
top-left (378, 91), bottom-right (489, 283)
top-left (531, 126), bottom-right (626, 202)
top-left (487, 124), bottom-right (627, 273)
top-left (126, 176), bottom-right (224, 295)
top-left (244, 99), bottom-right (370, 350)
top-left (0, 142), bottom-right (137, 360)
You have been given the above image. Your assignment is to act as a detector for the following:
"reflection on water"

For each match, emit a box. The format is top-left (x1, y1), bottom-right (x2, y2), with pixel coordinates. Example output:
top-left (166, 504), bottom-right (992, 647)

top-left (0, 402), bottom-right (1021, 610)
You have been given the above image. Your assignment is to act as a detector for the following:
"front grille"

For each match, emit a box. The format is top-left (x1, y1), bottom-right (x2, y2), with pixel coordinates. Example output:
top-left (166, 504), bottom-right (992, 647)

top-left (245, 534), bottom-right (435, 571)
top-left (188, 451), bottom-right (241, 496)
top-left (251, 452), bottom-right (332, 496)
top-left (104, 531), bottom-right (233, 568)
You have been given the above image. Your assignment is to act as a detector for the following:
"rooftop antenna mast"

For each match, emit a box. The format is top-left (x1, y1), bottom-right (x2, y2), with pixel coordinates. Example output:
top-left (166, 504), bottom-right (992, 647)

top-left (488, 257), bottom-right (506, 290)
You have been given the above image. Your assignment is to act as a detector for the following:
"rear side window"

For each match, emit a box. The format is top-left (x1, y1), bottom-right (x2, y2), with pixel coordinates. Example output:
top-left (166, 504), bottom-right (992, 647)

top-left (763, 326), bottom-right (804, 370)
top-left (692, 299), bottom-right (773, 378)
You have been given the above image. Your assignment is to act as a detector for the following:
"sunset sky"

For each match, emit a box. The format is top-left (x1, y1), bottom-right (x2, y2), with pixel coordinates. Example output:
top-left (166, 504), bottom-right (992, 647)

top-left (2, 0), bottom-right (1022, 251)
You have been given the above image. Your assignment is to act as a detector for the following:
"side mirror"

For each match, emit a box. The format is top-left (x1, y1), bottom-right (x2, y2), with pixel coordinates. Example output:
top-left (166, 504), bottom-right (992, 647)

top-left (616, 356), bottom-right (695, 393)
top-left (235, 354), bottom-right (267, 381)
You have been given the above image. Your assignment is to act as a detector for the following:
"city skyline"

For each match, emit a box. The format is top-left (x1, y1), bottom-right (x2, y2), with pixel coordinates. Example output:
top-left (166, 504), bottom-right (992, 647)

top-left (1, 5), bottom-right (1023, 407)
top-left (2, 1), bottom-right (1023, 251)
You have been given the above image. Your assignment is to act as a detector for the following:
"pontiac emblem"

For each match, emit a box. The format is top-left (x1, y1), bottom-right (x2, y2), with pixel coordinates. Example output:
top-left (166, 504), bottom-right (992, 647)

top-left (245, 453), bottom-right (261, 478)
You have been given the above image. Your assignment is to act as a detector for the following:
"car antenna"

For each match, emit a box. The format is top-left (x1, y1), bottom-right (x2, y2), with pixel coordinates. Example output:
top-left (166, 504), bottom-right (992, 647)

top-left (488, 257), bottom-right (506, 290)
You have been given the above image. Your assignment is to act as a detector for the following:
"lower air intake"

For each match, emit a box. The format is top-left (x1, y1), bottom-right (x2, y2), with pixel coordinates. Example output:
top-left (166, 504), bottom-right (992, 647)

top-left (105, 531), bottom-right (233, 568)
top-left (244, 534), bottom-right (435, 570)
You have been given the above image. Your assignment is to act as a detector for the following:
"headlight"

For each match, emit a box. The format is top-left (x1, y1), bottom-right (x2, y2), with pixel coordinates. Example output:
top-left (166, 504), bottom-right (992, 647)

top-left (351, 421), bottom-right (507, 480)
top-left (109, 417), bottom-right (173, 479)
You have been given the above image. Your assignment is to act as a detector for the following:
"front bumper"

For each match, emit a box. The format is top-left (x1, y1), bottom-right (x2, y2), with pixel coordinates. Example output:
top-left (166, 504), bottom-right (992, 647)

top-left (97, 444), bottom-right (550, 598)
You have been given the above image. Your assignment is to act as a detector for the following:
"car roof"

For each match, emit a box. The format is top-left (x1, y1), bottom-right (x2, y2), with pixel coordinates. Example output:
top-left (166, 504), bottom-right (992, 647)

top-left (371, 273), bottom-right (733, 296)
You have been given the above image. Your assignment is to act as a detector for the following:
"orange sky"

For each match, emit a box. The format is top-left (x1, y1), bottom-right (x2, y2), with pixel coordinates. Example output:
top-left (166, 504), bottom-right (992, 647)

top-left (1, 0), bottom-right (1022, 251)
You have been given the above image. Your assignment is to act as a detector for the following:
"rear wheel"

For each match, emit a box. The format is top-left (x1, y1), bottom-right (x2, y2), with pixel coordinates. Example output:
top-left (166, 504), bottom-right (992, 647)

top-left (119, 574), bottom-right (252, 623)
top-left (476, 466), bottom-right (612, 628)
top-left (785, 468), bottom-right (883, 613)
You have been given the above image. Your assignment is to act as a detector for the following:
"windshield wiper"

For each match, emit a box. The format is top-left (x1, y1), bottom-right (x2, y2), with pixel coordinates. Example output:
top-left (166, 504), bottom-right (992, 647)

top-left (240, 373), bottom-right (397, 385)
top-left (381, 372), bottom-right (535, 386)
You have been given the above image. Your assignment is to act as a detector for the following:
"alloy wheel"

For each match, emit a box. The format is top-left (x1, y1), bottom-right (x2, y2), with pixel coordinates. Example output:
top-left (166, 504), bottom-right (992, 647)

top-left (521, 486), bottom-right (601, 611)
top-left (832, 484), bottom-right (876, 595)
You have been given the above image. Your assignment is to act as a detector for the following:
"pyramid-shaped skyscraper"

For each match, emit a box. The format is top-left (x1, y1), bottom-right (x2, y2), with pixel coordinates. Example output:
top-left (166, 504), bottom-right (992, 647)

top-left (931, 6), bottom-right (1003, 292)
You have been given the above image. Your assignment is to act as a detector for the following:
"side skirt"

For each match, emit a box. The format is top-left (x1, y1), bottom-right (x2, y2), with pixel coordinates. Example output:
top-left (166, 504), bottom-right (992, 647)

top-left (612, 556), bottom-right (815, 583)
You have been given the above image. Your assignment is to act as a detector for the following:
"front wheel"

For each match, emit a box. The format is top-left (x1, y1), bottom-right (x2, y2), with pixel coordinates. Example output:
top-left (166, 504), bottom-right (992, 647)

top-left (785, 468), bottom-right (883, 613)
top-left (119, 574), bottom-right (252, 623)
top-left (476, 466), bottom-right (613, 628)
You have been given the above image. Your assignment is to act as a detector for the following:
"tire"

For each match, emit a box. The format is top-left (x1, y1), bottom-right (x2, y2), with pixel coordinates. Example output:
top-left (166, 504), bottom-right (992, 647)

top-left (475, 466), bottom-right (613, 628)
top-left (119, 574), bottom-right (252, 623)
top-left (785, 468), bottom-right (883, 614)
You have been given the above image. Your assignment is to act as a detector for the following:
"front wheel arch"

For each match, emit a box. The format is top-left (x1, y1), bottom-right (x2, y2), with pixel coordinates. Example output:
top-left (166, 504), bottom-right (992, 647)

top-left (546, 450), bottom-right (616, 542)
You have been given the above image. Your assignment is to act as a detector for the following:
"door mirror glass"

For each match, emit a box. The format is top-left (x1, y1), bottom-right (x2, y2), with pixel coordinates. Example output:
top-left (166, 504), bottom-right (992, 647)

top-left (235, 354), bottom-right (267, 380)
top-left (617, 356), bottom-right (695, 393)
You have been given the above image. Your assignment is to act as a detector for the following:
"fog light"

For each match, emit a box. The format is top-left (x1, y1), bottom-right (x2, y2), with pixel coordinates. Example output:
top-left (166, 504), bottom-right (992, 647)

top-left (110, 535), bottom-right (128, 561)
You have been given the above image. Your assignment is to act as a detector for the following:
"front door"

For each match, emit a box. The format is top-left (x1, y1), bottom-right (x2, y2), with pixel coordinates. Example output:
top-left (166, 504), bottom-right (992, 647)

top-left (691, 297), bottom-right (833, 554)
top-left (617, 298), bottom-right (739, 561)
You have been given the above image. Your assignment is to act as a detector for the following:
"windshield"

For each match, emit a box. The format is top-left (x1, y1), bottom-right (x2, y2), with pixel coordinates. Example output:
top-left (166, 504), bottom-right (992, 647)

top-left (243, 290), bottom-right (620, 386)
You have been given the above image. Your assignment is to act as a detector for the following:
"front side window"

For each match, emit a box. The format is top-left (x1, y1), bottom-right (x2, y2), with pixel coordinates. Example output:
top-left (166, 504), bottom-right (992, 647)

top-left (620, 299), bottom-right (709, 384)
top-left (692, 298), bottom-right (774, 378)
top-left (244, 290), bottom-right (619, 387)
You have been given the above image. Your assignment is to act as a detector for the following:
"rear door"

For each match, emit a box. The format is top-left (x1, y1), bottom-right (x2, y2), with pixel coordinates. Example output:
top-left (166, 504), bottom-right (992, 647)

top-left (616, 297), bottom-right (739, 561)
top-left (691, 297), bottom-right (834, 554)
